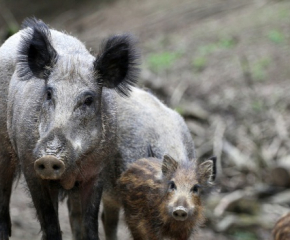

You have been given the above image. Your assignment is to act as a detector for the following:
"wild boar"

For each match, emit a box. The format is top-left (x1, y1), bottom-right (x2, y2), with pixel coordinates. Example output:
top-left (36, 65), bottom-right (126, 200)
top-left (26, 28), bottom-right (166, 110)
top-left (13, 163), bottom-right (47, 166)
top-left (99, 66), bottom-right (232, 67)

top-left (0, 17), bottom-right (139, 240)
top-left (118, 156), bottom-right (216, 240)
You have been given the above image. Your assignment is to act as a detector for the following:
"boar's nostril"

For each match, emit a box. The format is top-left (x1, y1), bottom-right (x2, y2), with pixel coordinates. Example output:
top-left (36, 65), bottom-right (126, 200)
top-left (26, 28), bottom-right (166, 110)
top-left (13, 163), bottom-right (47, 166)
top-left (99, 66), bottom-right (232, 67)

top-left (38, 164), bottom-right (45, 170)
top-left (53, 164), bottom-right (60, 170)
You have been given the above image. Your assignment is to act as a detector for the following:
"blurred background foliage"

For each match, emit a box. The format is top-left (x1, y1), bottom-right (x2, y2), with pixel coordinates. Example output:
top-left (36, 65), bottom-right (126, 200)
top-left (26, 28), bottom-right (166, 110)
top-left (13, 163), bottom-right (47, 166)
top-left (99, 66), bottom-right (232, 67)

top-left (1, 0), bottom-right (290, 239)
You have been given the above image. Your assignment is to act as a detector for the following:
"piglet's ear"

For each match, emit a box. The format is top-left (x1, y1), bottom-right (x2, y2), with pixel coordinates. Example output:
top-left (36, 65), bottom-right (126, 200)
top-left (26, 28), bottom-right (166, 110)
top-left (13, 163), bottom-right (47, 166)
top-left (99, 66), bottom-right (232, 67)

top-left (208, 156), bottom-right (217, 181)
top-left (198, 157), bottom-right (217, 186)
top-left (162, 155), bottom-right (178, 178)
top-left (94, 34), bottom-right (140, 97)
top-left (18, 17), bottom-right (58, 80)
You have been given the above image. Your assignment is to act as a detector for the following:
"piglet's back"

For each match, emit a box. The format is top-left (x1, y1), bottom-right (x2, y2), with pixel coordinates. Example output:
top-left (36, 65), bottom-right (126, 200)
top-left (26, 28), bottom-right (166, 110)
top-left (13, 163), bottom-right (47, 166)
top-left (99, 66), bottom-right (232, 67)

top-left (118, 157), bottom-right (163, 202)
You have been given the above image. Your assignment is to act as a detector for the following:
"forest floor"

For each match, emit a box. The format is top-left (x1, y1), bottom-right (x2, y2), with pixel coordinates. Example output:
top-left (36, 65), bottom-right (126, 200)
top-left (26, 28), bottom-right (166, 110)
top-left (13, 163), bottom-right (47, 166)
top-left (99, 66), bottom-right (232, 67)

top-left (1, 0), bottom-right (290, 239)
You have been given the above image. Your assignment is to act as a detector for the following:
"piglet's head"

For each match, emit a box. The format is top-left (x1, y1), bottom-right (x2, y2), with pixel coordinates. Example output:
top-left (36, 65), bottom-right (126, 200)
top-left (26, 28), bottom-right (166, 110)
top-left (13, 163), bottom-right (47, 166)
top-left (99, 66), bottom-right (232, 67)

top-left (161, 155), bottom-right (216, 223)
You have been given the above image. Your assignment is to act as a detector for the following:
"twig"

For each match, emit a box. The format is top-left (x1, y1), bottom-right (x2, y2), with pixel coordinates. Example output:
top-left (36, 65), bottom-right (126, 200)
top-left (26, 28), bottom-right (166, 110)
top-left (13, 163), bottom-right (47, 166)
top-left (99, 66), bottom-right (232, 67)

top-left (0, 2), bottom-right (18, 29)
top-left (212, 116), bottom-right (226, 179)
top-left (170, 80), bottom-right (188, 106)
top-left (223, 140), bottom-right (256, 171)
top-left (214, 190), bottom-right (246, 217)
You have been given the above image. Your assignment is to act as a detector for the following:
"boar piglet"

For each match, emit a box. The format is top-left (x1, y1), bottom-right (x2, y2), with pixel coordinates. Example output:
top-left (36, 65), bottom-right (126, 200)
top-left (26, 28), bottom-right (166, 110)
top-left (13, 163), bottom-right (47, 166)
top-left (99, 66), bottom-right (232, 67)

top-left (118, 155), bottom-right (216, 240)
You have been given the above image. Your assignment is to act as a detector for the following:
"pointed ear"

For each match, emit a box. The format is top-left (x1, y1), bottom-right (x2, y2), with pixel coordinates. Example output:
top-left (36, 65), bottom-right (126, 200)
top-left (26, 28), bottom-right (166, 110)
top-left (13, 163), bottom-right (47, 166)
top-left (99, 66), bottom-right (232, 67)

top-left (162, 155), bottom-right (178, 178)
top-left (198, 157), bottom-right (216, 186)
top-left (209, 156), bottom-right (217, 181)
top-left (18, 17), bottom-right (58, 80)
top-left (147, 144), bottom-right (155, 158)
top-left (94, 34), bottom-right (140, 97)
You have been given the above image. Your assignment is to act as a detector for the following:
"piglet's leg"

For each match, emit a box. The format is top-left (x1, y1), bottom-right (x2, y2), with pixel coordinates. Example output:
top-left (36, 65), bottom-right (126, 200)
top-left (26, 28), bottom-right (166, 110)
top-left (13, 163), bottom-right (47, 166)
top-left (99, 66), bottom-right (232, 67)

top-left (101, 198), bottom-right (120, 240)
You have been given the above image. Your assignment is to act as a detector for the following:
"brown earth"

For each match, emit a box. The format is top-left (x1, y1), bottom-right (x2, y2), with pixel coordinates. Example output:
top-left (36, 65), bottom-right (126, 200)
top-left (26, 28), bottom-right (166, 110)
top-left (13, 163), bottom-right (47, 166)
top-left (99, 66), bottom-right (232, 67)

top-left (1, 0), bottom-right (290, 239)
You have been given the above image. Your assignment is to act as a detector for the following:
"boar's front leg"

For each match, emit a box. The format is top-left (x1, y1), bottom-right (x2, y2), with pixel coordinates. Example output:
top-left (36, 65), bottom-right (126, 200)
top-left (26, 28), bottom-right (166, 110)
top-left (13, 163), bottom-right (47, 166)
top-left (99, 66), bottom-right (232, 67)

top-left (24, 174), bottom-right (61, 240)
top-left (0, 151), bottom-right (16, 240)
top-left (80, 177), bottom-right (103, 240)
top-left (67, 189), bottom-right (82, 240)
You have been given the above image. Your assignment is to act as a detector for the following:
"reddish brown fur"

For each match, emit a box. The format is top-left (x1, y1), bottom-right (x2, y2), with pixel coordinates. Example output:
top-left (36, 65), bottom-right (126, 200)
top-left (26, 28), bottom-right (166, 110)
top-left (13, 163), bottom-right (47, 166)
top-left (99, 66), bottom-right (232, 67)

top-left (118, 157), bottom-right (213, 240)
top-left (273, 213), bottom-right (290, 240)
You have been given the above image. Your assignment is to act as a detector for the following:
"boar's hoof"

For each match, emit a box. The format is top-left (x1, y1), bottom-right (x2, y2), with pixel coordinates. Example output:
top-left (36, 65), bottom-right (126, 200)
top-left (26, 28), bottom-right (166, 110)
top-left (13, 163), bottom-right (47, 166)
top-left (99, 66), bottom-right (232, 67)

top-left (172, 206), bottom-right (188, 221)
top-left (34, 155), bottom-right (65, 180)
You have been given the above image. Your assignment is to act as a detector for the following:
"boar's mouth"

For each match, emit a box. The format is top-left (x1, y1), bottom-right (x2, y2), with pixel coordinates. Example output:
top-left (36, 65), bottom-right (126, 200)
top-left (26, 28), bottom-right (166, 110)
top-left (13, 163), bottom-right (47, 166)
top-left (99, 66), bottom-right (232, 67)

top-left (60, 173), bottom-right (77, 190)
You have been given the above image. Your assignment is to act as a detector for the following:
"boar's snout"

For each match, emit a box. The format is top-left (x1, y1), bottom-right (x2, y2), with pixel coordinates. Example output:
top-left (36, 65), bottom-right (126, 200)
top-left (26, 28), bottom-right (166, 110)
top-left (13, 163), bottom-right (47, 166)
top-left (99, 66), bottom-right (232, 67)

top-left (172, 206), bottom-right (188, 221)
top-left (34, 155), bottom-right (65, 180)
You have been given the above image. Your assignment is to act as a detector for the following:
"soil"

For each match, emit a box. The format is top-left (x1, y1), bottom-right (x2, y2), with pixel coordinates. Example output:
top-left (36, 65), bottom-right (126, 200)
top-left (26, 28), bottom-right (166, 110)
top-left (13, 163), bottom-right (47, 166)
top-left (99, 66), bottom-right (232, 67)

top-left (1, 0), bottom-right (290, 239)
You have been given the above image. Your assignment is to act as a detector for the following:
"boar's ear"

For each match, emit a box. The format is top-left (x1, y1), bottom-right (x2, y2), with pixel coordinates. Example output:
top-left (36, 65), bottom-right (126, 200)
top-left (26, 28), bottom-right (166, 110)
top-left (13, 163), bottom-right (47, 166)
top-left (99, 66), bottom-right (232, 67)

top-left (197, 156), bottom-right (217, 186)
top-left (147, 144), bottom-right (156, 158)
top-left (94, 34), bottom-right (140, 97)
top-left (18, 17), bottom-right (58, 80)
top-left (162, 155), bottom-right (178, 178)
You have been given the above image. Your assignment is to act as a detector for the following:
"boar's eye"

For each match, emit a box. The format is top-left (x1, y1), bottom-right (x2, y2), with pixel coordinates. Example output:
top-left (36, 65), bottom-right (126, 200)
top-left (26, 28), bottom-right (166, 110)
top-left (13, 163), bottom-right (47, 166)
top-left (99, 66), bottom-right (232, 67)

top-left (84, 96), bottom-right (94, 106)
top-left (191, 184), bottom-right (201, 194)
top-left (168, 181), bottom-right (177, 191)
top-left (46, 88), bottom-right (52, 101)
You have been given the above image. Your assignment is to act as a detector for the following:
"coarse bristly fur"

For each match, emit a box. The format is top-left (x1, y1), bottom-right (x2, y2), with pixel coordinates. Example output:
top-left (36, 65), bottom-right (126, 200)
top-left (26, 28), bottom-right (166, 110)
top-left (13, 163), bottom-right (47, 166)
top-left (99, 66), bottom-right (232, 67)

top-left (118, 156), bottom-right (216, 240)
top-left (0, 16), bottom-right (141, 240)
top-left (17, 17), bottom-right (58, 80)
top-left (272, 212), bottom-right (290, 240)
top-left (94, 34), bottom-right (140, 97)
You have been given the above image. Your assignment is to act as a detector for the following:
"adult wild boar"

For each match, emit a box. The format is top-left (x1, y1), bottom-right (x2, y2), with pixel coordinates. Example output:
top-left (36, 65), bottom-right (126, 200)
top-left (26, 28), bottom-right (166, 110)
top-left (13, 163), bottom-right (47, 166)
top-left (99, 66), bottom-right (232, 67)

top-left (100, 83), bottom-right (196, 238)
top-left (0, 18), bottom-right (140, 240)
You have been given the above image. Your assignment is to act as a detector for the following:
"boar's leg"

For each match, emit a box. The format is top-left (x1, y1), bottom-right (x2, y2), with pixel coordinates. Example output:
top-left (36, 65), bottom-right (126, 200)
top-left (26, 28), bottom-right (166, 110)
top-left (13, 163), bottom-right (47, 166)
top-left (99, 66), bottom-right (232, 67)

top-left (24, 175), bottom-right (61, 240)
top-left (101, 200), bottom-right (120, 240)
top-left (0, 151), bottom-right (16, 240)
top-left (67, 190), bottom-right (82, 240)
top-left (80, 177), bottom-right (103, 240)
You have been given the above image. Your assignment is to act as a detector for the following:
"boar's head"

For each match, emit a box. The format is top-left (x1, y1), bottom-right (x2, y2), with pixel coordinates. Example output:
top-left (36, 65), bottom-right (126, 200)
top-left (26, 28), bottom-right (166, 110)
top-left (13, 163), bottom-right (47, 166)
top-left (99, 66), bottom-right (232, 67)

top-left (17, 18), bottom-right (140, 189)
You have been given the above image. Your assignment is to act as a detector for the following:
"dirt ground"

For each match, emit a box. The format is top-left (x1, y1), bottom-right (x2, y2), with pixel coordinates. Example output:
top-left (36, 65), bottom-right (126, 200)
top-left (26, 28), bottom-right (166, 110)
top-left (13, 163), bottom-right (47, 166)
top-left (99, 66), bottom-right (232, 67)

top-left (1, 0), bottom-right (290, 239)
top-left (9, 178), bottom-right (229, 240)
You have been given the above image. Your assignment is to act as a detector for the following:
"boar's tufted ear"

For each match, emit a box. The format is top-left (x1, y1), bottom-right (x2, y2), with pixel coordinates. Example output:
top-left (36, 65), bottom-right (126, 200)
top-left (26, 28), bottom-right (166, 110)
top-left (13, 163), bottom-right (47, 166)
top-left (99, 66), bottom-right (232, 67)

top-left (162, 155), bottom-right (178, 178)
top-left (94, 34), bottom-right (140, 97)
top-left (18, 17), bottom-right (58, 80)
top-left (197, 156), bottom-right (217, 186)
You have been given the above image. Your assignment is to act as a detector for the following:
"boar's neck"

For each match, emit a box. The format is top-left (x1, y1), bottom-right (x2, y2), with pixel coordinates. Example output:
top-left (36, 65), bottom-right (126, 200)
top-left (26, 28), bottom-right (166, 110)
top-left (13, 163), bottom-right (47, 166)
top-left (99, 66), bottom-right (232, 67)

top-left (97, 88), bottom-right (118, 162)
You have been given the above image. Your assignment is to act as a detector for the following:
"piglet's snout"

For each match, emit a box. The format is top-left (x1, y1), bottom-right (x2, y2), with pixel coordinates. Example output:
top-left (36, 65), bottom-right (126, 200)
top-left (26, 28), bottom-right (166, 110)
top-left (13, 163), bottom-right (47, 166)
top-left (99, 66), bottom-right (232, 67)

top-left (172, 206), bottom-right (189, 221)
top-left (34, 155), bottom-right (65, 180)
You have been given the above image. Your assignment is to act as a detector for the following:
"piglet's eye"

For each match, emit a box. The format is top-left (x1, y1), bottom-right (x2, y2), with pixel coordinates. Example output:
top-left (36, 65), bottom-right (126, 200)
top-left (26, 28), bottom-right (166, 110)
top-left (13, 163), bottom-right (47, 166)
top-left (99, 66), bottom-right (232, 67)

top-left (84, 96), bottom-right (93, 106)
top-left (168, 181), bottom-right (177, 191)
top-left (191, 184), bottom-right (201, 194)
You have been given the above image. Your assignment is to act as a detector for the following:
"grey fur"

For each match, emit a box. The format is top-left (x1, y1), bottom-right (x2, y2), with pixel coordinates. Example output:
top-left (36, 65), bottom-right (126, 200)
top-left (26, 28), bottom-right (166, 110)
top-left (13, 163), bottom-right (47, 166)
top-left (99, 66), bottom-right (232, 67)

top-left (101, 88), bottom-right (195, 240)
top-left (0, 18), bottom-right (195, 240)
